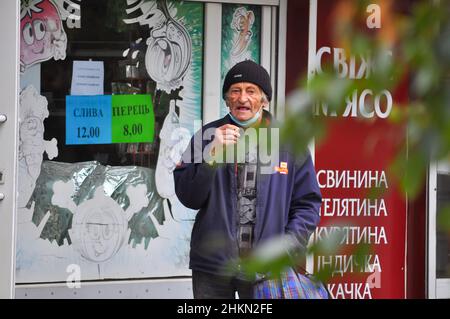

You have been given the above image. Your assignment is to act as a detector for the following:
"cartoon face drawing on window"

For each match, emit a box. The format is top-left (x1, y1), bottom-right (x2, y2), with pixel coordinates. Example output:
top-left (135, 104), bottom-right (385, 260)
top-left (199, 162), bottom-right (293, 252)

top-left (20, 0), bottom-right (67, 72)
top-left (72, 192), bottom-right (128, 263)
top-left (144, 0), bottom-right (192, 93)
top-left (83, 209), bottom-right (119, 260)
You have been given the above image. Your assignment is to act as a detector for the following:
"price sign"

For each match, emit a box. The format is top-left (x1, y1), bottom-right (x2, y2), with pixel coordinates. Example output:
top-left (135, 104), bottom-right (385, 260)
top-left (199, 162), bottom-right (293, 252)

top-left (66, 95), bottom-right (112, 145)
top-left (66, 94), bottom-right (154, 145)
top-left (111, 94), bottom-right (154, 143)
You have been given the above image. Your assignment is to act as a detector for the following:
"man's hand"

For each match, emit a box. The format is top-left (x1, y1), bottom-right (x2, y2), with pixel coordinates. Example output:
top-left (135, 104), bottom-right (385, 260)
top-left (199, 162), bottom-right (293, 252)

top-left (206, 124), bottom-right (241, 163)
top-left (213, 124), bottom-right (241, 147)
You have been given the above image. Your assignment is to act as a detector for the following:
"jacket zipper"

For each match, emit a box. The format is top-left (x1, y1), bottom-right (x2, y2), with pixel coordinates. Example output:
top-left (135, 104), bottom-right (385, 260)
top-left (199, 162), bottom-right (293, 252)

top-left (234, 161), bottom-right (240, 265)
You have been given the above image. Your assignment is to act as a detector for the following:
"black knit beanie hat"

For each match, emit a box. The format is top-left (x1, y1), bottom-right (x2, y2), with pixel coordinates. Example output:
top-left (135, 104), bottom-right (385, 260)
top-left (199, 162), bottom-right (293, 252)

top-left (222, 60), bottom-right (272, 102)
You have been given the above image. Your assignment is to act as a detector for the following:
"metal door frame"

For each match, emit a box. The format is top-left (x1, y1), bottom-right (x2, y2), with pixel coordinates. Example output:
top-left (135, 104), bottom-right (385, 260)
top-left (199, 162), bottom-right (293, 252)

top-left (0, 0), bottom-right (20, 299)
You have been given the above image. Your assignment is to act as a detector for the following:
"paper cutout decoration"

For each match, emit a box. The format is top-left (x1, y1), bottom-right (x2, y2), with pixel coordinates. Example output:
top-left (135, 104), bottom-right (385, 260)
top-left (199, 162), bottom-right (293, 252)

top-left (123, 0), bottom-right (192, 93)
top-left (155, 101), bottom-right (191, 198)
top-left (230, 7), bottom-right (255, 59)
top-left (18, 85), bottom-right (58, 208)
top-left (20, 0), bottom-right (68, 72)
top-left (53, 181), bottom-right (149, 263)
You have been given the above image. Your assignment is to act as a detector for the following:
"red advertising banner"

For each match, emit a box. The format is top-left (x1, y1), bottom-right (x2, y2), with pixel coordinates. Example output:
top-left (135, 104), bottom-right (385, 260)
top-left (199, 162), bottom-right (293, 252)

top-left (313, 1), bottom-right (408, 299)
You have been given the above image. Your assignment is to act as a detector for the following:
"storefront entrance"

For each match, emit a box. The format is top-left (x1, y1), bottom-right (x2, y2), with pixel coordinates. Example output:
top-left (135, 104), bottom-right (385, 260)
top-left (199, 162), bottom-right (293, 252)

top-left (0, 0), bottom-right (283, 298)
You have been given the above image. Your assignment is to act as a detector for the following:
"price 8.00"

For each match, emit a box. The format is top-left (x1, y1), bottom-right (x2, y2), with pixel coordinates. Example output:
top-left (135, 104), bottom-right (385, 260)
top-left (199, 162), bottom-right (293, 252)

top-left (123, 123), bottom-right (143, 137)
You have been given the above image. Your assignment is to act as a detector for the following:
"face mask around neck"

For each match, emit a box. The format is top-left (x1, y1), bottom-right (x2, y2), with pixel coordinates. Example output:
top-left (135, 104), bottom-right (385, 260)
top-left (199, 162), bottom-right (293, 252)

top-left (229, 107), bottom-right (263, 128)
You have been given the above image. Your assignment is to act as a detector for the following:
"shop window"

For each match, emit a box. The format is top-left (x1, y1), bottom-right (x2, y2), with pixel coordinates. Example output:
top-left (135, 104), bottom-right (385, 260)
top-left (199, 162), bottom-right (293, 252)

top-left (220, 3), bottom-right (261, 118)
top-left (38, 0), bottom-right (203, 168)
top-left (17, 0), bottom-right (203, 282)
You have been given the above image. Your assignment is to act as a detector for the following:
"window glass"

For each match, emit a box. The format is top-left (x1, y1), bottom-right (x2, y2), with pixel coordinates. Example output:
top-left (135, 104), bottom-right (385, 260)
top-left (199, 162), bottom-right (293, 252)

top-left (220, 4), bottom-right (261, 118)
top-left (17, 0), bottom-right (203, 282)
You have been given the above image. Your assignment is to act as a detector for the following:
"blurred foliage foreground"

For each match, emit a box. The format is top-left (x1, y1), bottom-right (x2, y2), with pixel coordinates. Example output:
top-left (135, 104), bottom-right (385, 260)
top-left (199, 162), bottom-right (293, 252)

top-left (239, 1), bottom-right (450, 284)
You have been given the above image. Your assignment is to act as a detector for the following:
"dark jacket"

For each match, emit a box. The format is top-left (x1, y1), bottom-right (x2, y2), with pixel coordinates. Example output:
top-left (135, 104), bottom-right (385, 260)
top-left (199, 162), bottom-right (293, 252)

top-left (173, 110), bottom-right (322, 275)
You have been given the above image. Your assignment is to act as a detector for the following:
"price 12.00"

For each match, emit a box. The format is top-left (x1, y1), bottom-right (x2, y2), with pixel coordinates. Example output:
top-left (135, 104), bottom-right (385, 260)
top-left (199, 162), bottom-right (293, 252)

top-left (77, 126), bottom-right (100, 139)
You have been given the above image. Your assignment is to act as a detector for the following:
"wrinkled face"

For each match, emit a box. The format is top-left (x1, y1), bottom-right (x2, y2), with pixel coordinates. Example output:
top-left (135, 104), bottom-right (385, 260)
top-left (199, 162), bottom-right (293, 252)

top-left (226, 82), bottom-right (265, 122)
top-left (20, 0), bottom-right (62, 67)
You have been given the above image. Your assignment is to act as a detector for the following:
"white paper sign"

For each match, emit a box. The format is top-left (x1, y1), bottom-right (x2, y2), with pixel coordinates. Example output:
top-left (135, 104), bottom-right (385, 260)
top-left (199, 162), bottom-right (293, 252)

top-left (71, 60), bottom-right (104, 95)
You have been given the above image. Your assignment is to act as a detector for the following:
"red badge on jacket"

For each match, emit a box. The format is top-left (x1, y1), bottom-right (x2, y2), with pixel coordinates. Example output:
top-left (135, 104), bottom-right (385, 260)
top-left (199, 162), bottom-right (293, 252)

top-left (275, 161), bottom-right (288, 175)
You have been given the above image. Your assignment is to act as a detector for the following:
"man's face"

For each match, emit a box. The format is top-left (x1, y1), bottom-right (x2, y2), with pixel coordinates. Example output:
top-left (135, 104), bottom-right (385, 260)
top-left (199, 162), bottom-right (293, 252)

top-left (226, 82), bottom-right (265, 122)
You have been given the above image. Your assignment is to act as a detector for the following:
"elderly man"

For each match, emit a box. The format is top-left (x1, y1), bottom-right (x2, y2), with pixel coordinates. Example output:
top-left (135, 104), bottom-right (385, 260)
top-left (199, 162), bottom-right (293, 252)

top-left (174, 60), bottom-right (322, 299)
